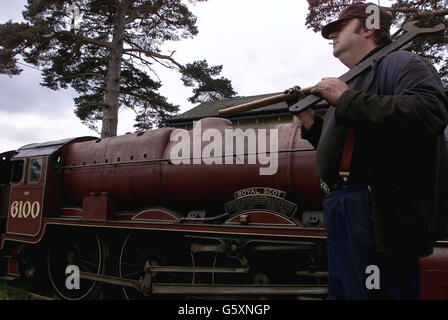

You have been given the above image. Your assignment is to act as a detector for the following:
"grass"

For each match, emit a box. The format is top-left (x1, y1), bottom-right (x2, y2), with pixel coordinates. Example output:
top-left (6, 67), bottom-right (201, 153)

top-left (0, 279), bottom-right (31, 300)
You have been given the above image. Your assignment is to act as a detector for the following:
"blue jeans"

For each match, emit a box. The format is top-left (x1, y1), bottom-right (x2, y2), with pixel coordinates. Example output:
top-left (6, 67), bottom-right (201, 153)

top-left (323, 184), bottom-right (421, 300)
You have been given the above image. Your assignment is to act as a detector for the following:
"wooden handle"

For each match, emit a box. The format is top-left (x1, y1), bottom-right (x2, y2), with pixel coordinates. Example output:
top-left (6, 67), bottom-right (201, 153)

top-left (219, 86), bottom-right (314, 118)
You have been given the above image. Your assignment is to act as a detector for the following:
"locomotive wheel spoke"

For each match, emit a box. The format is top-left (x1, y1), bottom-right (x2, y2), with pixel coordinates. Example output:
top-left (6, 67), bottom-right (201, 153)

top-left (79, 253), bottom-right (100, 259)
top-left (121, 262), bottom-right (143, 268)
top-left (47, 231), bottom-right (105, 300)
top-left (78, 259), bottom-right (99, 268)
top-left (119, 231), bottom-right (193, 300)
top-left (122, 270), bottom-right (143, 278)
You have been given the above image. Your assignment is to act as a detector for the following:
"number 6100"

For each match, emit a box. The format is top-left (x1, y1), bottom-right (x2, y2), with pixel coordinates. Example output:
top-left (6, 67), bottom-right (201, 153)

top-left (10, 201), bottom-right (41, 219)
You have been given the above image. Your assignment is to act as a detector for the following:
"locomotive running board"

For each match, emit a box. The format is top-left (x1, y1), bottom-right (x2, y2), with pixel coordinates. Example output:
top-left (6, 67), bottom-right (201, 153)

top-left (79, 271), bottom-right (328, 295)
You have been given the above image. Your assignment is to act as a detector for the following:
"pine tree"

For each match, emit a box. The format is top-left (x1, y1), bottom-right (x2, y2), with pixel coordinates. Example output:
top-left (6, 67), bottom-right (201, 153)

top-left (0, 0), bottom-right (237, 137)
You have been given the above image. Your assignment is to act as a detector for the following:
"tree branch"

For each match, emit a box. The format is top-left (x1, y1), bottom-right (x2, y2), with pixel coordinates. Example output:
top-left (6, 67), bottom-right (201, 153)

top-left (123, 52), bottom-right (162, 81)
top-left (56, 31), bottom-right (112, 49)
top-left (123, 51), bottom-right (152, 66)
top-left (119, 90), bottom-right (150, 100)
top-left (123, 47), bottom-right (183, 70)
top-left (383, 7), bottom-right (448, 19)
top-left (125, 0), bottom-right (164, 23)
top-left (122, 35), bottom-right (181, 69)
top-left (56, 72), bottom-right (104, 81)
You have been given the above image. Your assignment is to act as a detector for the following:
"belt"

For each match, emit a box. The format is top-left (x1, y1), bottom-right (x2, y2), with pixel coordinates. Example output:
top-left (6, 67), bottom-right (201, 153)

top-left (320, 179), bottom-right (342, 196)
top-left (320, 178), bottom-right (370, 196)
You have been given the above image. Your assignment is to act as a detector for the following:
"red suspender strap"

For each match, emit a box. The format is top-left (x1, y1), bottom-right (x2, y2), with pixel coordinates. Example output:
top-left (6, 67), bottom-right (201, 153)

top-left (339, 127), bottom-right (356, 182)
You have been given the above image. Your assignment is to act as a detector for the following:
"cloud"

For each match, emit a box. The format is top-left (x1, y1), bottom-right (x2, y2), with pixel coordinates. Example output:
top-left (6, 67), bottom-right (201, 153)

top-left (0, 0), bottom-right (25, 22)
top-left (0, 73), bottom-right (75, 115)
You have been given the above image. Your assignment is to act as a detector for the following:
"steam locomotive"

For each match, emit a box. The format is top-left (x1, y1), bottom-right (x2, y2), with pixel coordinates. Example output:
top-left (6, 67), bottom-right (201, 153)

top-left (0, 116), bottom-right (447, 299)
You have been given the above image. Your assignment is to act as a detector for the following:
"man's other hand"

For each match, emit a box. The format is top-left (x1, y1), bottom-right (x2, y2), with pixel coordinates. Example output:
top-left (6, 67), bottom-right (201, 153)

top-left (296, 108), bottom-right (315, 130)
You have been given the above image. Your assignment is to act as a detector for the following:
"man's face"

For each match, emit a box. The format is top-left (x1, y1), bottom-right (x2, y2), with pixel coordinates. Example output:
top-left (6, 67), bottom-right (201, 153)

top-left (329, 18), bottom-right (364, 59)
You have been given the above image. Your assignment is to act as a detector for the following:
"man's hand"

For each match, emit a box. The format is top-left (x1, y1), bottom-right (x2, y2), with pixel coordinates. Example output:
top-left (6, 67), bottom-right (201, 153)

top-left (284, 86), bottom-right (315, 129)
top-left (284, 86), bottom-right (306, 107)
top-left (311, 77), bottom-right (349, 106)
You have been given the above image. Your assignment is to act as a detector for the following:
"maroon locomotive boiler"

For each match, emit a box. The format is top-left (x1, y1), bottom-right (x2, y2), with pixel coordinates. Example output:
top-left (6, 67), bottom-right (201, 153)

top-left (62, 117), bottom-right (321, 217)
top-left (0, 117), bottom-right (447, 299)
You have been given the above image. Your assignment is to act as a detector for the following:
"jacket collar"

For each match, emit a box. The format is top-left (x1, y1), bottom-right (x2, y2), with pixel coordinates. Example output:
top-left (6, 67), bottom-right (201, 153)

top-left (356, 44), bottom-right (387, 66)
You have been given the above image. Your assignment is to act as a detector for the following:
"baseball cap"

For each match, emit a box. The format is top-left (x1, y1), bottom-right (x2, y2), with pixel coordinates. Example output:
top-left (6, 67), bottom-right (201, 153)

top-left (321, 2), bottom-right (393, 39)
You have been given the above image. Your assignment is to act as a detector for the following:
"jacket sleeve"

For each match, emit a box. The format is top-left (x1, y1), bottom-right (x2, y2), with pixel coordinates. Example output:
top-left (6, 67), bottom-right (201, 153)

top-left (335, 54), bottom-right (448, 136)
top-left (300, 114), bottom-right (323, 149)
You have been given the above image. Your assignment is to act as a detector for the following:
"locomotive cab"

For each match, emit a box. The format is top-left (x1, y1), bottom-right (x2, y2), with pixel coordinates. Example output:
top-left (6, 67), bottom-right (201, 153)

top-left (2, 137), bottom-right (96, 240)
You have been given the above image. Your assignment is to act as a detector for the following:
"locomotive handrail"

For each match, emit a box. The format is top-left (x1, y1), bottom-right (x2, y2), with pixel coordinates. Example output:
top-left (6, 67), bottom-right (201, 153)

top-left (178, 212), bottom-right (229, 223)
top-left (62, 147), bottom-right (316, 169)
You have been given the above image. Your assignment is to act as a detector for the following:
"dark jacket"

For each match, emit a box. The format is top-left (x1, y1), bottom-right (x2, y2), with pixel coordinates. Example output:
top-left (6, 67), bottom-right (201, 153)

top-left (304, 49), bottom-right (448, 258)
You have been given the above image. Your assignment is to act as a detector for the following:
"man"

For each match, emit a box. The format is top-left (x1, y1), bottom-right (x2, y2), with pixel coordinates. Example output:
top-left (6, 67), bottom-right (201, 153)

top-left (289, 2), bottom-right (448, 299)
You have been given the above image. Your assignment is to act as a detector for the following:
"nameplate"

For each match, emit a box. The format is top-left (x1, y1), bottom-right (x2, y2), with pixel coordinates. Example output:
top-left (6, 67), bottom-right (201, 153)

top-left (225, 187), bottom-right (297, 217)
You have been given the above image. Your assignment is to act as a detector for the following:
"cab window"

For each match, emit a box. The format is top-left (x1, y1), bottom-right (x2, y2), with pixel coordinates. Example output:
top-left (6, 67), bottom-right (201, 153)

top-left (10, 160), bottom-right (25, 184)
top-left (28, 158), bottom-right (43, 184)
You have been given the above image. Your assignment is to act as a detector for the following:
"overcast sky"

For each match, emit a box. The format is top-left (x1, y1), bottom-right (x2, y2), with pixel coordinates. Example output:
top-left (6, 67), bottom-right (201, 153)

top-left (0, 0), bottom-right (389, 153)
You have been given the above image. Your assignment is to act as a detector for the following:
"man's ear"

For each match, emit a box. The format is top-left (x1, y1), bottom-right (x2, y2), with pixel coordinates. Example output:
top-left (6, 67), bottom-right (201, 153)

top-left (363, 27), bottom-right (376, 40)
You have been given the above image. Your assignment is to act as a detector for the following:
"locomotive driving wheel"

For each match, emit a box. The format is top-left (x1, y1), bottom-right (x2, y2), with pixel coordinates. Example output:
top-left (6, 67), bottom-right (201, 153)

top-left (119, 231), bottom-right (194, 300)
top-left (47, 230), bottom-right (105, 300)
